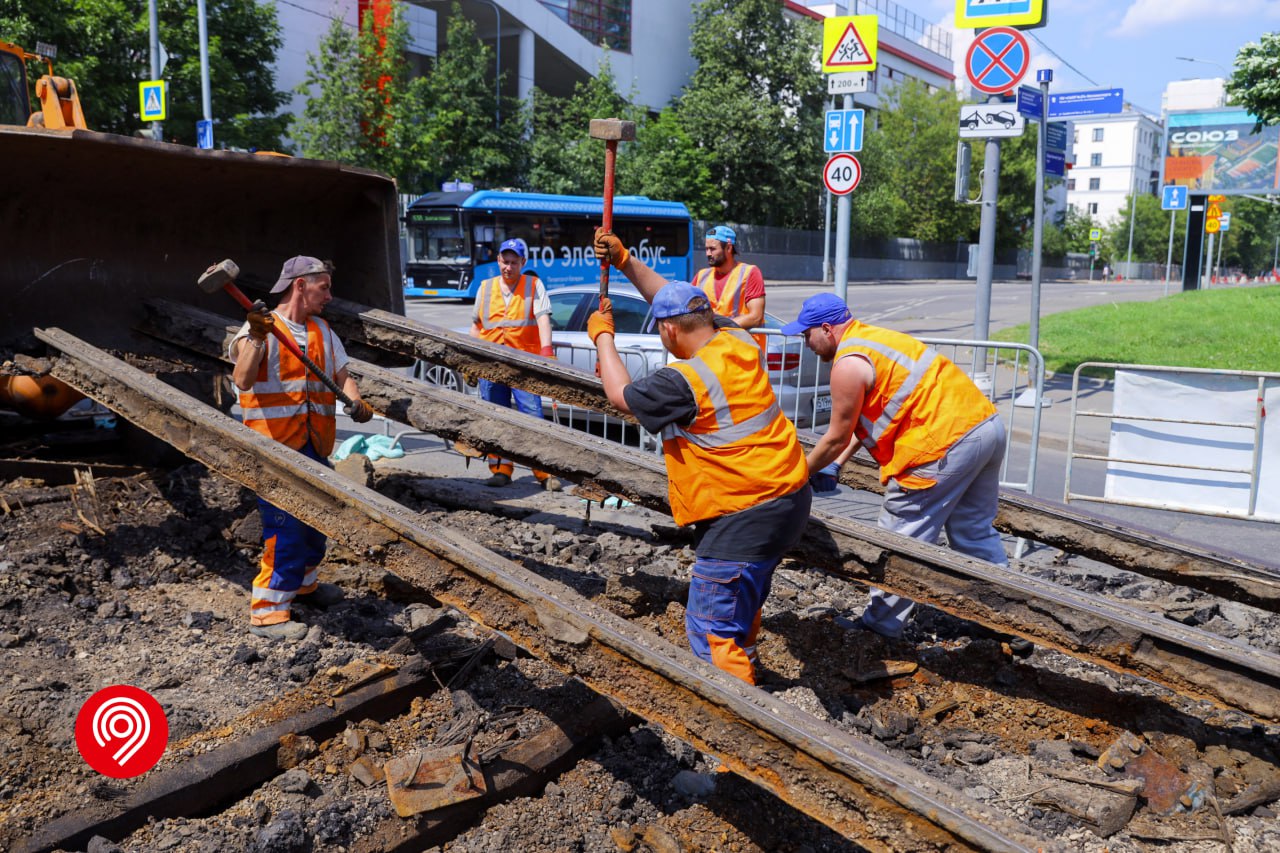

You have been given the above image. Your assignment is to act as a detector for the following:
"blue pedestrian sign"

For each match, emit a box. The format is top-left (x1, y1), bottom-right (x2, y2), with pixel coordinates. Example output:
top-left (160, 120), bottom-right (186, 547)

top-left (824, 108), bottom-right (865, 153)
top-left (138, 80), bottom-right (166, 122)
top-left (1016, 86), bottom-right (1042, 119)
top-left (1047, 88), bottom-right (1124, 120)
top-left (196, 119), bottom-right (214, 150)
top-left (1044, 150), bottom-right (1066, 178)
top-left (1161, 185), bottom-right (1189, 211)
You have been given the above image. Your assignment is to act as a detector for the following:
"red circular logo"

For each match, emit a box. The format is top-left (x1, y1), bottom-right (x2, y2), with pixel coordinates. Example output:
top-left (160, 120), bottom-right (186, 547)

top-left (75, 685), bottom-right (169, 778)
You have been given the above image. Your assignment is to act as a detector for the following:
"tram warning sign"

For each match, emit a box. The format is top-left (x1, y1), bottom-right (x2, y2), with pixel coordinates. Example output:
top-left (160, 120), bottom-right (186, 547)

top-left (823, 153), bottom-right (862, 195)
top-left (822, 15), bottom-right (878, 73)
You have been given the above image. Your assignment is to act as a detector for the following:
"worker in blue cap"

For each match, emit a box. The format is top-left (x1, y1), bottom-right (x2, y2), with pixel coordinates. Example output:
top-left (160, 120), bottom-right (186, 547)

top-left (694, 225), bottom-right (767, 349)
top-left (783, 292), bottom-right (1010, 642)
top-left (588, 228), bottom-right (815, 685)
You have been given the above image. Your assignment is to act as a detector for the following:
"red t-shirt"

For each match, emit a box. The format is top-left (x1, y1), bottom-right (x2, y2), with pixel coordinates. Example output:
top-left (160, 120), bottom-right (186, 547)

top-left (706, 263), bottom-right (765, 307)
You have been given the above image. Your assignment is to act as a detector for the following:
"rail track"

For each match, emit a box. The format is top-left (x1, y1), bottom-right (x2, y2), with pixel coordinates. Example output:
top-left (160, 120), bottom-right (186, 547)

top-left (3, 300), bottom-right (1278, 850)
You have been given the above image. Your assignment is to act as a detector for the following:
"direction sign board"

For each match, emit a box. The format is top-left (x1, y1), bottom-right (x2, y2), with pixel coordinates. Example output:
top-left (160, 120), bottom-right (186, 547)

top-left (959, 104), bottom-right (1026, 139)
top-left (955, 0), bottom-right (1045, 29)
top-left (1017, 86), bottom-right (1042, 118)
top-left (1044, 121), bottom-right (1068, 152)
top-left (1161, 185), bottom-right (1188, 211)
top-left (1047, 88), bottom-right (1123, 120)
top-left (965, 27), bottom-right (1030, 95)
top-left (1044, 149), bottom-right (1066, 177)
top-left (1220, 212), bottom-right (1232, 231)
top-left (827, 71), bottom-right (869, 95)
top-left (1089, 228), bottom-right (1102, 241)
top-left (824, 109), bottom-right (865, 153)
top-left (822, 16), bottom-right (878, 73)
top-left (196, 119), bottom-right (214, 150)
top-left (138, 80), bottom-right (166, 122)
top-left (823, 153), bottom-right (862, 195)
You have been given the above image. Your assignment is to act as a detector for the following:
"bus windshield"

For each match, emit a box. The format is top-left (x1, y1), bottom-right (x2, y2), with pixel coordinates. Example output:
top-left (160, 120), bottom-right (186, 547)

top-left (406, 211), bottom-right (468, 263)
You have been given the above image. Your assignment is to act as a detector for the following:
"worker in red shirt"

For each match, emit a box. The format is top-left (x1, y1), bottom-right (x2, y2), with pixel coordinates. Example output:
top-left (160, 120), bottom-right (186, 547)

top-left (693, 225), bottom-right (766, 349)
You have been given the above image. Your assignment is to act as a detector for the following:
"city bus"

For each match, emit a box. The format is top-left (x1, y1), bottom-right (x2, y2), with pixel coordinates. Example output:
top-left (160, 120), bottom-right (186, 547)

top-left (402, 190), bottom-right (693, 299)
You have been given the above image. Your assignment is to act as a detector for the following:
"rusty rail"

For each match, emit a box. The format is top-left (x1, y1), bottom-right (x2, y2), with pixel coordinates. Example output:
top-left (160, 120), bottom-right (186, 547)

top-left (139, 300), bottom-right (1280, 724)
top-left (39, 326), bottom-right (1053, 853)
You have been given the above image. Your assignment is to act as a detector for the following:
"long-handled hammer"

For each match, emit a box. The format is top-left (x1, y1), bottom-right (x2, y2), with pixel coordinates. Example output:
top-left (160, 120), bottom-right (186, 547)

top-left (197, 259), bottom-right (354, 407)
top-left (588, 118), bottom-right (636, 308)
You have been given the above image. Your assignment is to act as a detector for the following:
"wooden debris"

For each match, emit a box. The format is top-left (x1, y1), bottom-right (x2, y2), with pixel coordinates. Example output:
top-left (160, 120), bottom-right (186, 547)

top-left (1223, 777), bottom-right (1280, 815)
top-left (1032, 783), bottom-right (1137, 838)
top-left (850, 659), bottom-right (918, 684)
top-left (384, 743), bottom-right (487, 818)
top-left (330, 660), bottom-right (397, 697)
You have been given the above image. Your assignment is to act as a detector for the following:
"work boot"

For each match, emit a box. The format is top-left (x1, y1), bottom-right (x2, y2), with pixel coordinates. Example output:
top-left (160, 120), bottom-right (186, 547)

top-left (250, 621), bottom-right (308, 642)
top-left (295, 582), bottom-right (344, 609)
top-left (542, 476), bottom-right (563, 492)
top-left (483, 473), bottom-right (511, 488)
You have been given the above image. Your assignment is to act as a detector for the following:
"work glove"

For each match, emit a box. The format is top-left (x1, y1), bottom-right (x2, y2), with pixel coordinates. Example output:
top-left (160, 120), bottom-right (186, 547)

top-left (808, 461), bottom-right (841, 495)
top-left (246, 300), bottom-right (274, 341)
top-left (346, 399), bottom-right (374, 423)
top-left (588, 297), bottom-right (615, 345)
top-left (539, 345), bottom-right (555, 358)
top-left (592, 228), bottom-right (630, 270)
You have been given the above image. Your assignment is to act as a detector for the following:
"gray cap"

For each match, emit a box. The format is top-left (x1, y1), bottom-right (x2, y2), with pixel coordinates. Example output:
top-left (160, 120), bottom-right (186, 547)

top-left (271, 255), bottom-right (328, 293)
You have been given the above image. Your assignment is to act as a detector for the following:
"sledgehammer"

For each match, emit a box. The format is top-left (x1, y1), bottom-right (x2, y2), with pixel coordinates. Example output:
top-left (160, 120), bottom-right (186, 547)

top-left (589, 117), bottom-right (635, 307)
top-left (197, 259), bottom-right (354, 407)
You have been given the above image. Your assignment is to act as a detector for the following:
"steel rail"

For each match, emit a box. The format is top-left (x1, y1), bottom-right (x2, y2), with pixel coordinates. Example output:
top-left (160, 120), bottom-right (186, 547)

top-left (319, 299), bottom-right (1280, 612)
top-left (39, 326), bottom-right (1051, 853)
top-left (138, 300), bottom-right (1280, 723)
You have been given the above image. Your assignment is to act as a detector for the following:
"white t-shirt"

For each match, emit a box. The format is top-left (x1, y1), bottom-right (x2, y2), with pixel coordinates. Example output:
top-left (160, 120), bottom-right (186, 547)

top-left (229, 312), bottom-right (349, 375)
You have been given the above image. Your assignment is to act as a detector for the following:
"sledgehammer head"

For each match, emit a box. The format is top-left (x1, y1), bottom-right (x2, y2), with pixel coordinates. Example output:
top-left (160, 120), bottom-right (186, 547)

top-left (588, 118), bottom-right (636, 142)
top-left (197, 259), bottom-right (241, 293)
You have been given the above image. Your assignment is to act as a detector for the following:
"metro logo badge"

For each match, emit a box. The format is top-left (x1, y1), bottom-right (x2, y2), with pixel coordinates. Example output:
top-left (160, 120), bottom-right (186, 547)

top-left (138, 80), bottom-right (166, 122)
top-left (955, 0), bottom-right (1045, 29)
top-left (964, 27), bottom-right (1030, 95)
top-left (822, 15), bottom-right (878, 73)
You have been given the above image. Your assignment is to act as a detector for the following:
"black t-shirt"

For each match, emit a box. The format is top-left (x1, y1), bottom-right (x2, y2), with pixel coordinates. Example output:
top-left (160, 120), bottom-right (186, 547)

top-left (622, 328), bottom-right (812, 561)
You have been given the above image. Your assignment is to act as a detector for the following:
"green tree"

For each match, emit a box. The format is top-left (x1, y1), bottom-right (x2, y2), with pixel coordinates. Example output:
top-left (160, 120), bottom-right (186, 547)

top-left (677, 0), bottom-right (825, 228)
top-left (628, 107), bottom-right (719, 219)
top-left (1105, 193), bottom-right (1179, 264)
top-left (1220, 196), bottom-right (1280, 275)
top-left (417, 4), bottom-right (524, 191)
top-left (293, 4), bottom-right (430, 186)
top-left (1, 0), bottom-right (288, 148)
top-left (1226, 33), bottom-right (1280, 128)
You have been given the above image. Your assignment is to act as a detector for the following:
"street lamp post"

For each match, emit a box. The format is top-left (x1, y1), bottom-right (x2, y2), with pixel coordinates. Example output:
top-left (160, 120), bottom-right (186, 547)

top-left (1175, 56), bottom-right (1230, 77)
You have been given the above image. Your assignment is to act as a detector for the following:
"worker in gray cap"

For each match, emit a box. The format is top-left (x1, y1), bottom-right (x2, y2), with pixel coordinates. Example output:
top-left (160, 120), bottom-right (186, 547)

top-left (228, 255), bottom-right (373, 641)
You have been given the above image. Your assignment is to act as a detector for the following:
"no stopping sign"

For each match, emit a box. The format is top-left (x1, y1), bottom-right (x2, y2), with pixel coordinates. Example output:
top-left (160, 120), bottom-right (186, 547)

top-left (823, 153), bottom-right (862, 195)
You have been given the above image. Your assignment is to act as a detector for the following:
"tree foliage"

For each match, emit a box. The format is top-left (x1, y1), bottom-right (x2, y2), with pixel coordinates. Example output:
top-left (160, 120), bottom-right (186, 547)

top-left (677, 0), bottom-right (825, 228)
top-left (0, 0), bottom-right (288, 148)
top-left (1227, 33), bottom-right (1280, 129)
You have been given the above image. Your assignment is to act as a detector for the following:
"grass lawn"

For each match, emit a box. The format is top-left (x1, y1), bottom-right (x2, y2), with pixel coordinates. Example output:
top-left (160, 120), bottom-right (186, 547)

top-left (992, 285), bottom-right (1280, 377)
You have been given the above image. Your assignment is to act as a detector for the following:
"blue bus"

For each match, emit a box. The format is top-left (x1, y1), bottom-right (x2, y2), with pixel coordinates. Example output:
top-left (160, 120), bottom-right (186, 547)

top-left (402, 190), bottom-right (693, 299)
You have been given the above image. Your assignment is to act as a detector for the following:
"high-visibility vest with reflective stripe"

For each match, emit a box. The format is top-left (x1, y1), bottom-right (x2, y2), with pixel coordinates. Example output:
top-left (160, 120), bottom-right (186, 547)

top-left (238, 315), bottom-right (338, 457)
top-left (836, 320), bottom-right (995, 488)
top-left (694, 263), bottom-right (766, 349)
top-left (662, 327), bottom-right (809, 526)
top-left (475, 275), bottom-right (541, 352)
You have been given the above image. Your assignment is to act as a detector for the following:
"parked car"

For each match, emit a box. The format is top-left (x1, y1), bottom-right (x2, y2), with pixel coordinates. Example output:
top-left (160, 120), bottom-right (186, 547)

top-left (416, 283), bottom-right (832, 441)
top-left (983, 110), bottom-right (1017, 128)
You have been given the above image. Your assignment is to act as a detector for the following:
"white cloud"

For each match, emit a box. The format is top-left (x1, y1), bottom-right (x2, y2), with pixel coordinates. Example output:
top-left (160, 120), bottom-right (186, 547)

top-left (1115, 0), bottom-right (1280, 35)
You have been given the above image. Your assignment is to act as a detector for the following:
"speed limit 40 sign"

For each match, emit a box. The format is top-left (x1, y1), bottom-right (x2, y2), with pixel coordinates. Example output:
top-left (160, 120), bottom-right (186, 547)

top-left (824, 153), bottom-right (862, 195)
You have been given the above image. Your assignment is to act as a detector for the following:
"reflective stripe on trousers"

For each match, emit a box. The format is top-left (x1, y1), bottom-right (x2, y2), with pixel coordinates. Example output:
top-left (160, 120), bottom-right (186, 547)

top-left (250, 441), bottom-right (329, 626)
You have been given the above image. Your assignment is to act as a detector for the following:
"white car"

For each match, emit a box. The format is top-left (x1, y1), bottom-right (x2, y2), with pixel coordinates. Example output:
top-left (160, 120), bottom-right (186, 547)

top-left (416, 283), bottom-right (831, 441)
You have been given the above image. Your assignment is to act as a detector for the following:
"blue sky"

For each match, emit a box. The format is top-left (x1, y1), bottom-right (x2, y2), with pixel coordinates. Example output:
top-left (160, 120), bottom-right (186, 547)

top-left (917, 0), bottom-right (1280, 115)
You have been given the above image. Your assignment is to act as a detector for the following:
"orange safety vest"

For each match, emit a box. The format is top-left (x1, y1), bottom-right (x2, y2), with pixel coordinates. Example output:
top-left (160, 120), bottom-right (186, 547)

top-left (694, 264), bottom-right (767, 350)
top-left (662, 327), bottom-right (809, 526)
top-left (474, 275), bottom-right (542, 353)
top-left (238, 315), bottom-right (339, 457)
top-left (836, 320), bottom-right (996, 488)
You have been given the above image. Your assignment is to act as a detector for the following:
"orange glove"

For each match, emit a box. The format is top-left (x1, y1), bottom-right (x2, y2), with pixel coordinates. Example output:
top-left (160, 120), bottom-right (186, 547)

top-left (592, 228), bottom-right (630, 270)
top-left (246, 300), bottom-right (274, 341)
top-left (539, 345), bottom-right (555, 358)
top-left (347, 400), bottom-right (374, 423)
top-left (587, 297), bottom-right (615, 344)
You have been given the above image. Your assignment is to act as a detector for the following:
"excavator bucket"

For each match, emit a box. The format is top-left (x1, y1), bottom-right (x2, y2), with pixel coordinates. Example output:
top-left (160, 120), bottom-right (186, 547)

top-left (0, 127), bottom-right (403, 354)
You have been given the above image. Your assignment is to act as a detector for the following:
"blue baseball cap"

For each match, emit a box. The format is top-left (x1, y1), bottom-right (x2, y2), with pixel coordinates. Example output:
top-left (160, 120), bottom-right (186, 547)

top-left (652, 281), bottom-right (710, 320)
top-left (498, 238), bottom-right (527, 259)
top-left (780, 293), bottom-right (852, 336)
top-left (705, 225), bottom-right (736, 245)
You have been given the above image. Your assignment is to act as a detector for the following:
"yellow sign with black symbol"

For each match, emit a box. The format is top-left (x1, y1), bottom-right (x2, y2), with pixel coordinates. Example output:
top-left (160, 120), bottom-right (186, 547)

top-left (1205, 218), bottom-right (1221, 234)
top-left (822, 15), bottom-right (878, 73)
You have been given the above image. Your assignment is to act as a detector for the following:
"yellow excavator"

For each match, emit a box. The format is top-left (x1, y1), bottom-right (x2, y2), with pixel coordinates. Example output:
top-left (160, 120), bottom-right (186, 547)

top-left (0, 39), bottom-right (403, 419)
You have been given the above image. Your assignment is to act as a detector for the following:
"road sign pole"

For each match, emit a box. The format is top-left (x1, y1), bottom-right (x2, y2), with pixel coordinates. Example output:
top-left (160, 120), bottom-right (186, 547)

top-left (148, 0), bottom-right (162, 141)
top-left (973, 116), bottom-right (1001, 392)
top-left (1164, 210), bottom-right (1176, 296)
top-left (823, 96), bottom-right (834, 284)
top-left (1203, 232), bottom-right (1215, 289)
top-left (1215, 226), bottom-right (1224, 282)
top-left (833, 93), bottom-right (853, 302)
top-left (1029, 75), bottom-right (1048, 352)
top-left (197, 0), bottom-right (213, 137)
top-left (1125, 128), bottom-right (1139, 278)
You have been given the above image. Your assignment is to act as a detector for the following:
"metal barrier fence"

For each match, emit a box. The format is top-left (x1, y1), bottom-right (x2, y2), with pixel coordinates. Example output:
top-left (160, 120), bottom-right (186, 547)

top-left (1065, 362), bottom-right (1279, 522)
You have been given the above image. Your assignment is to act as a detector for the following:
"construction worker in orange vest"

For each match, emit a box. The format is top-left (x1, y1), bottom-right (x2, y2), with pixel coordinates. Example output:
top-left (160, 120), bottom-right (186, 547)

top-left (470, 238), bottom-right (562, 491)
top-left (785, 293), bottom-right (1011, 642)
top-left (693, 225), bottom-right (767, 349)
top-left (590, 229), bottom-right (817, 686)
top-left (229, 256), bottom-right (374, 642)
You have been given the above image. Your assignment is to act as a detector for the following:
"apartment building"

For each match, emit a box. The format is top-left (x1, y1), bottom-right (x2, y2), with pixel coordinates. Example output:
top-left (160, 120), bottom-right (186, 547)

top-left (1065, 107), bottom-right (1162, 226)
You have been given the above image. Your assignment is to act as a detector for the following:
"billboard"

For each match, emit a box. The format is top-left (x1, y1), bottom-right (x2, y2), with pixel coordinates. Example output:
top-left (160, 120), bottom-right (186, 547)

top-left (1163, 108), bottom-right (1280, 195)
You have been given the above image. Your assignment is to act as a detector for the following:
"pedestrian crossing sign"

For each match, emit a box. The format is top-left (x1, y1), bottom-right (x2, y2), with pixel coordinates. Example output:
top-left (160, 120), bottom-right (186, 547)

top-left (139, 80), bottom-right (166, 122)
top-left (822, 15), bottom-right (878, 73)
